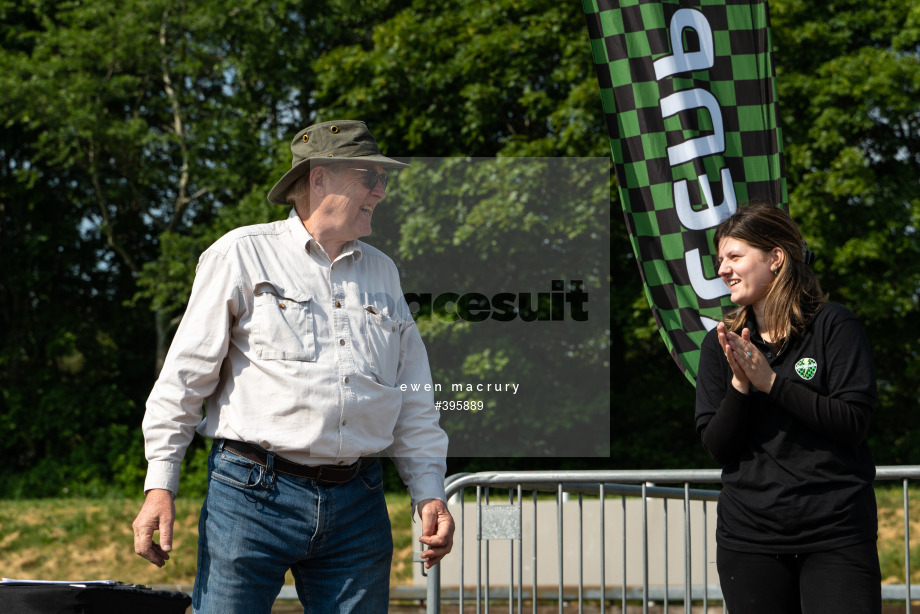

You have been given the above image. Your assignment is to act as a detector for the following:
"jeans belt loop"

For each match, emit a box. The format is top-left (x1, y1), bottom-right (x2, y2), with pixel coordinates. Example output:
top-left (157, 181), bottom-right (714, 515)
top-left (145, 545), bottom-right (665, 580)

top-left (350, 457), bottom-right (366, 481)
top-left (263, 450), bottom-right (276, 489)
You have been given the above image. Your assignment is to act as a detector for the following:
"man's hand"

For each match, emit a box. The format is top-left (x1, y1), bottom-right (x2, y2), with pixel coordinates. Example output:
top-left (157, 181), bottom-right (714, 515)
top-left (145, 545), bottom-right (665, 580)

top-left (133, 488), bottom-right (175, 567)
top-left (417, 498), bottom-right (455, 568)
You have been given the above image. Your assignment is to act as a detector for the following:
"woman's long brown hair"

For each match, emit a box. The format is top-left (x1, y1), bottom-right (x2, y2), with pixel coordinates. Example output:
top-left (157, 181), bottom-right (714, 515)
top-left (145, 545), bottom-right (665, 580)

top-left (713, 202), bottom-right (825, 344)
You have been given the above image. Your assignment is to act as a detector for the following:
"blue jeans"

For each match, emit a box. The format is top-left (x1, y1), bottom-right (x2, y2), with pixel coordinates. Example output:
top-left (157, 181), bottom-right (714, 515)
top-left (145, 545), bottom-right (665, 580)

top-left (192, 441), bottom-right (392, 614)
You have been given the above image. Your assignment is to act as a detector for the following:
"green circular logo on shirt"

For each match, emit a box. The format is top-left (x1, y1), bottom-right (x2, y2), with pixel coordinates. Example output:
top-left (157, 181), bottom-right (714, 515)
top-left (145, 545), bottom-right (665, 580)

top-left (795, 357), bottom-right (817, 380)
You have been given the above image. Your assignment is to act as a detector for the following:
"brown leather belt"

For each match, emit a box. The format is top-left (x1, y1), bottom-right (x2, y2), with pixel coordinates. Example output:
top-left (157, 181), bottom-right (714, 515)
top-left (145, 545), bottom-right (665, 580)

top-left (221, 439), bottom-right (376, 483)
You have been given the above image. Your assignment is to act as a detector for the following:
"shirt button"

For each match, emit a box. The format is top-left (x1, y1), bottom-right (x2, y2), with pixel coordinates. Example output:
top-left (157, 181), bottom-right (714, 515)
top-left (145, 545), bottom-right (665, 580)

top-left (344, 377), bottom-right (349, 384)
top-left (279, 302), bottom-right (286, 309)
top-left (342, 420), bottom-right (347, 426)
top-left (335, 301), bottom-right (341, 308)
top-left (766, 352), bottom-right (773, 358)
top-left (391, 326), bottom-right (396, 332)
top-left (339, 339), bottom-right (345, 346)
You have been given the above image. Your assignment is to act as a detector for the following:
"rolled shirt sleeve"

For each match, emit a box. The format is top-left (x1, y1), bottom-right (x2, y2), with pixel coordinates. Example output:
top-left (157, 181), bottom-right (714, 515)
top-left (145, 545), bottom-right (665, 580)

top-left (386, 318), bottom-right (449, 512)
top-left (143, 249), bottom-right (239, 495)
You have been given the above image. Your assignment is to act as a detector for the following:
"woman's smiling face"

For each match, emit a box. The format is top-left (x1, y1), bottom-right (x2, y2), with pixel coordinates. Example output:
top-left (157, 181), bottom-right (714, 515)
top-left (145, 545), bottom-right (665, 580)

top-left (717, 237), bottom-right (780, 307)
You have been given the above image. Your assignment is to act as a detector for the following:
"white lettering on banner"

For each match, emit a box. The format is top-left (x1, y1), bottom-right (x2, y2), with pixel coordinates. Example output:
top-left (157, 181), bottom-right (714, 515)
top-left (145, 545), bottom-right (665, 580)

top-left (653, 9), bottom-right (715, 80)
top-left (685, 248), bottom-right (730, 300)
top-left (660, 89), bottom-right (725, 166)
top-left (654, 7), bottom-right (732, 303)
top-left (699, 315), bottom-right (721, 332)
top-left (675, 167), bottom-right (737, 231)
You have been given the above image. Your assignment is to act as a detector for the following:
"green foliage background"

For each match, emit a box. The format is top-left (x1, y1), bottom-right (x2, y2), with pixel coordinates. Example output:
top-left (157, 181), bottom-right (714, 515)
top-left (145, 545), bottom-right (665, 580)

top-left (0, 0), bottom-right (918, 497)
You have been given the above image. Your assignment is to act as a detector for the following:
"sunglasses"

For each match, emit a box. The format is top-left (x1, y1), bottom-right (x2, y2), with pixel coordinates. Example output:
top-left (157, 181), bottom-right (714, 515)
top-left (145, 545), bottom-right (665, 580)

top-left (348, 168), bottom-right (389, 190)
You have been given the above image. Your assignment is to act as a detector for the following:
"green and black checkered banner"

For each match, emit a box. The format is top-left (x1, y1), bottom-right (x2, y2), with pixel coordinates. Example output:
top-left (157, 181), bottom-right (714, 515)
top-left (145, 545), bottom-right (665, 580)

top-left (583, 0), bottom-right (786, 385)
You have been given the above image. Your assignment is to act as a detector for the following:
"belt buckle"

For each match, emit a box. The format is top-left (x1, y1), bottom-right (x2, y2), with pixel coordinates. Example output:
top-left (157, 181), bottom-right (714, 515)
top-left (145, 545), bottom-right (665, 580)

top-left (315, 464), bottom-right (343, 484)
top-left (316, 459), bottom-right (363, 484)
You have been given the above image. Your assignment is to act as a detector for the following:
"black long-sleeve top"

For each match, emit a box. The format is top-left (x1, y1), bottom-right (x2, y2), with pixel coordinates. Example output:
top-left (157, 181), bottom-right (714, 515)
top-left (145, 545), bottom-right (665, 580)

top-left (695, 302), bottom-right (878, 553)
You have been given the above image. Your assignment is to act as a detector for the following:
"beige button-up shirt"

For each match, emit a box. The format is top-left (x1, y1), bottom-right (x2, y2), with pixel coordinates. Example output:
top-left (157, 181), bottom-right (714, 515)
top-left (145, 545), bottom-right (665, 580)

top-left (143, 210), bottom-right (448, 508)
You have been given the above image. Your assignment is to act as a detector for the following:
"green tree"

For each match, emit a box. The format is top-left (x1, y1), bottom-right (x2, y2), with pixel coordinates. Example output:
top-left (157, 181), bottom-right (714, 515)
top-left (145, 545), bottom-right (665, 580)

top-left (2, 0), bottom-right (918, 498)
top-left (771, 0), bottom-right (920, 464)
top-left (0, 0), bottom-right (413, 494)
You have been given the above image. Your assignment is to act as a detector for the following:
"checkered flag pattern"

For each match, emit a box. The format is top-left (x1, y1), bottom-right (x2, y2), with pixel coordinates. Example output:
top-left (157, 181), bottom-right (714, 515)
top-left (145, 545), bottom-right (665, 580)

top-left (583, 0), bottom-right (786, 385)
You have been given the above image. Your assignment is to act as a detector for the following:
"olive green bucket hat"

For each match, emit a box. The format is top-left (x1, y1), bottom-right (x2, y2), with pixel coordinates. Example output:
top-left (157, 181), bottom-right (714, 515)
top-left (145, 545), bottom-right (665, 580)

top-left (267, 120), bottom-right (410, 205)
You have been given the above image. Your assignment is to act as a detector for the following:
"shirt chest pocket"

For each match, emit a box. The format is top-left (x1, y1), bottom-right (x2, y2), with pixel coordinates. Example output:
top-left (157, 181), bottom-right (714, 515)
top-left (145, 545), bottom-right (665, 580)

top-left (252, 283), bottom-right (316, 361)
top-left (365, 306), bottom-right (401, 386)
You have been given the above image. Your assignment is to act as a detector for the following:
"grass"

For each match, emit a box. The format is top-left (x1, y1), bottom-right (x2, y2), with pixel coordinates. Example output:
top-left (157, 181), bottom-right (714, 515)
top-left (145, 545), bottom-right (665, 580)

top-left (3, 485), bottom-right (919, 588)
top-left (0, 491), bottom-right (415, 587)
top-left (875, 483), bottom-right (920, 585)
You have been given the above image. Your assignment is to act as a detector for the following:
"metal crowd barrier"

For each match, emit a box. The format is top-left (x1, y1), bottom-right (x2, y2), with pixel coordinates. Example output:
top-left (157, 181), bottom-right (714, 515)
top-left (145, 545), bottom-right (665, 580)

top-left (423, 467), bottom-right (920, 614)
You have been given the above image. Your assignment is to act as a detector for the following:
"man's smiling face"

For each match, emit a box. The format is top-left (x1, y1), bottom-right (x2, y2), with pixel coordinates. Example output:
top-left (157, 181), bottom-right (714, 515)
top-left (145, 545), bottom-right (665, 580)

top-left (312, 163), bottom-right (388, 244)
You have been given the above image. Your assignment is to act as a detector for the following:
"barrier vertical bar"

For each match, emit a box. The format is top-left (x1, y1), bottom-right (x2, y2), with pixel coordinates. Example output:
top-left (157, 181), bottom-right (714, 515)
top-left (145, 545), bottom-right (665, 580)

top-left (460, 488), bottom-right (465, 614)
top-left (558, 483), bottom-right (564, 614)
top-left (600, 483), bottom-right (606, 614)
top-left (906, 478), bottom-right (912, 614)
top-left (517, 484), bottom-right (523, 614)
top-left (428, 549), bottom-right (440, 614)
top-left (485, 486), bottom-right (490, 614)
top-left (684, 483), bottom-right (691, 614)
top-left (533, 489), bottom-right (538, 614)
top-left (477, 485), bottom-right (482, 614)
top-left (578, 492), bottom-right (584, 614)
top-left (663, 497), bottom-right (669, 613)
top-left (622, 495), bottom-right (627, 614)
top-left (642, 482), bottom-right (648, 614)
top-left (508, 489), bottom-right (513, 614)
top-left (703, 500), bottom-right (709, 613)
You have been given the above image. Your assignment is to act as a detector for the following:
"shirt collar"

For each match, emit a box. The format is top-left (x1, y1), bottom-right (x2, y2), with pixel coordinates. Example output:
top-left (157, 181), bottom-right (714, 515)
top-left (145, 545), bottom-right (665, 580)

top-left (285, 208), bottom-right (363, 261)
top-left (742, 314), bottom-right (766, 343)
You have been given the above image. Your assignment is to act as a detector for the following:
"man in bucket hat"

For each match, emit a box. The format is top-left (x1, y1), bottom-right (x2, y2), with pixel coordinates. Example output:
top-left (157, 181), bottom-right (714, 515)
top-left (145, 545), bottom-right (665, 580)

top-left (133, 120), bottom-right (453, 613)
